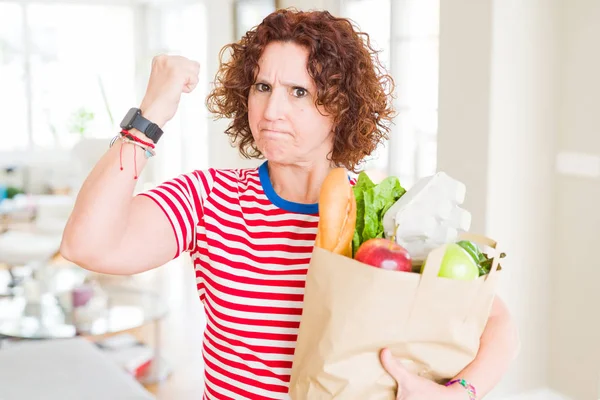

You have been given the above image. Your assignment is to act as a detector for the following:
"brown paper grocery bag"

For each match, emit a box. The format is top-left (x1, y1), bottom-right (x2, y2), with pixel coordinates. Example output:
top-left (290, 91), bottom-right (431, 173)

top-left (288, 233), bottom-right (502, 400)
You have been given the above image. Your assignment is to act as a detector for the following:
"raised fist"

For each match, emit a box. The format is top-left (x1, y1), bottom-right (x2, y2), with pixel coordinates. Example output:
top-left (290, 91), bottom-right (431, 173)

top-left (139, 54), bottom-right (201, 128)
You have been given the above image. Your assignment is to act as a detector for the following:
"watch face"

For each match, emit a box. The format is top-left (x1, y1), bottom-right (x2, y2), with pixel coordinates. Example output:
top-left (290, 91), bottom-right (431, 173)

top-left (120, 108), bottom-right (140, 130)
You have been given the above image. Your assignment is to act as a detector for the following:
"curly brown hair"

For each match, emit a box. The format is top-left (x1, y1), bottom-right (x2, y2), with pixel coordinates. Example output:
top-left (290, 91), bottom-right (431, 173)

top-left (206, 8), bottom-right (395, 172)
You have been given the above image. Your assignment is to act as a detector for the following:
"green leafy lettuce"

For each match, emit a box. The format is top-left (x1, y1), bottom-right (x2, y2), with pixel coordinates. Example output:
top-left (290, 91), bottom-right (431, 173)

top-left (352, 172), bottom-right (406, 257)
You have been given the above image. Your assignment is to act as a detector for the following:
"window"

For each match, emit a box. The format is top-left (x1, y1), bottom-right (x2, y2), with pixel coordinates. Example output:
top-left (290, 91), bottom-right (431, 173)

top-left (0, 1), bottom-right (209, 192)
top-left (0, 2), bottom-right (28, 151)
top-left (341, 0), bottom-right (440, 187)
top-left (0, 2), bottom-right (136, 152)
top-left (235, 0), bottom-right (276, 39)
top-left (145, 2), bottom-right (209, 183)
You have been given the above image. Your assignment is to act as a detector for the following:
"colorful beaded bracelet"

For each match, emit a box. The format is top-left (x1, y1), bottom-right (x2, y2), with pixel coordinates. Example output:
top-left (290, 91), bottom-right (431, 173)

top-left (445, 378), bottom-right (476, 400)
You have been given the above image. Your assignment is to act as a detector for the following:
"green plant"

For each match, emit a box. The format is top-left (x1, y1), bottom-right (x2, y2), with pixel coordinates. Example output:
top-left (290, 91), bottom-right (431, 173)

top-left (68, 107), bottom-right (95, 136)
top-left (6, 186), bottom-right (24, 199)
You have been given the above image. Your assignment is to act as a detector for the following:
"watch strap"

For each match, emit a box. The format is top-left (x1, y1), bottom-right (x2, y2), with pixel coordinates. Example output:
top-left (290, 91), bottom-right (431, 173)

top-left (120, 108), bottom-right (163, 144)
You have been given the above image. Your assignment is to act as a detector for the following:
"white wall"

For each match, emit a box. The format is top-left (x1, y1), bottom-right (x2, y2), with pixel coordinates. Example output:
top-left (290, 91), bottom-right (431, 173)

top-left (437, 0), bottom-right (493, 234)
top-left (486, 0), bottom-right (560, 396)
top-left (278, 0), bottom-right (340, 13)
top-left (439, 0), bottom-right (561, 397)
top-left (204, 0), bottom-right (272, 170)
top-left (550, 0), bottom-right (600, 398)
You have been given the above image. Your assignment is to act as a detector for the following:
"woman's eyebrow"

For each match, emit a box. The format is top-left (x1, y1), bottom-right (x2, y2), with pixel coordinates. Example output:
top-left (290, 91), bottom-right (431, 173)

top-left (255, 76), bottom-right (311, 88)
top-left (282, 80), bottom-right (310, 88)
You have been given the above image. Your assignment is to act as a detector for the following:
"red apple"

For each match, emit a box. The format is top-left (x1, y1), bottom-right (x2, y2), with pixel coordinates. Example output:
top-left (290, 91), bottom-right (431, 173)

top-left (354, 238), bottom-right (412, 272)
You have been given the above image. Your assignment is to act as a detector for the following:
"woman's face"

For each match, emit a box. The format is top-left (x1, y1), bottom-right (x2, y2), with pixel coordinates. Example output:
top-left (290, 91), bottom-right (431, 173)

top-left (248, 41), bottom-right (335, 166)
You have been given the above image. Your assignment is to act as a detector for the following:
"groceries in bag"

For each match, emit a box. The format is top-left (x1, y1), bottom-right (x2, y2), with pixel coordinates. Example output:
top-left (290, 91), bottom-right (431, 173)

top-left (354, 238), bottom-right (412, 272)
top-left (314, 169), bottom-right (503, 280)
top-left (314, 168), bottom-right (357, 258)
top-left (350, 172), bottom-right (405, 257)
top-left (289, 169), bottom-right (506, 399)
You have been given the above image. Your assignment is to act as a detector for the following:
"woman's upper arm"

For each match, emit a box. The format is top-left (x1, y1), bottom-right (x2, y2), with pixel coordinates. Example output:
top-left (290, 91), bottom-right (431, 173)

top-left (115, 195), bottom-right (180, 273)
top-left (96, 171), bottom-right (210, 275)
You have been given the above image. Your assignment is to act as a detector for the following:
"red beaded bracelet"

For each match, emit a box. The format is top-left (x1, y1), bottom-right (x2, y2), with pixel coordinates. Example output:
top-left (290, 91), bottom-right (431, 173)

top-left (445, 378), bottom-right (476, 400)
top-left (120, 129), bottom-right (155, 148)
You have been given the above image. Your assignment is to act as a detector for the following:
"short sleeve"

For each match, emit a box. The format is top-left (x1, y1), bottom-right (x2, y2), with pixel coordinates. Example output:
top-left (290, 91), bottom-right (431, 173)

top-left (137, 169), bottom-right (215, 258)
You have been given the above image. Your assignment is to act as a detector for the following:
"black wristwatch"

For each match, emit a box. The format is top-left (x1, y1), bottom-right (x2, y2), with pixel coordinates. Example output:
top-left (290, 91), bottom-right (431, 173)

top-left (119, 108), bottom-right (164, 144)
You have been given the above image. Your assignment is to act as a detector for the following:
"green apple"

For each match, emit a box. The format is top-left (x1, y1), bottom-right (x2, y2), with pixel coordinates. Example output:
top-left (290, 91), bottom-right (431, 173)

top-left (421, 243), bottom-right (479, 280)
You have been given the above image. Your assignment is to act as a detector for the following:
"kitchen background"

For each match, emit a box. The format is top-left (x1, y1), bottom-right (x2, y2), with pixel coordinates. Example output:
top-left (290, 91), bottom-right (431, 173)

top-left (0, 0), bottom-right (598, 399)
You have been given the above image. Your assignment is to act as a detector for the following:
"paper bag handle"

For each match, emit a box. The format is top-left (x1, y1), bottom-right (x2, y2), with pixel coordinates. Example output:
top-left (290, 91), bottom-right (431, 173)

top-left (419, 244), bottom-right (448, 280)
top-left (457, 232), bottom-right (497, 248)
top-left (410, 233), bottom-right (503, 329)
top-left (457, 232), bottom-right (502, 279)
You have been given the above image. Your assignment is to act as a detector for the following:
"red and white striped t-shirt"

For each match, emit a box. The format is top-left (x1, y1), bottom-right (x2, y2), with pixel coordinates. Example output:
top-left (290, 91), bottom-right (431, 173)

top-left (140, 161), bottom-right (327, 400)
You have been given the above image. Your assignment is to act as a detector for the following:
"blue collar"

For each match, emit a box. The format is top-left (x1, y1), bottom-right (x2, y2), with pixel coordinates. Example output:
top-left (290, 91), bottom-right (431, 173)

top-left (258, 161), bottom-right (319, 215)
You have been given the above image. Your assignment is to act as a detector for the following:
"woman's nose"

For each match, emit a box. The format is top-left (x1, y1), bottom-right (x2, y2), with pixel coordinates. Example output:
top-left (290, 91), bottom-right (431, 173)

top-left (263, 90), bottom-right (286, 121)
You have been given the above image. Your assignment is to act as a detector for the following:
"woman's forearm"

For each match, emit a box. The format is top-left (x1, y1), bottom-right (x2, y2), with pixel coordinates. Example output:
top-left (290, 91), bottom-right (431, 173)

top-left (61, 138), bottom-right (150, 260)
top-left (62, 55), bottom-right (201, 273)
top-left (452, 297), bottom-right (520, 398)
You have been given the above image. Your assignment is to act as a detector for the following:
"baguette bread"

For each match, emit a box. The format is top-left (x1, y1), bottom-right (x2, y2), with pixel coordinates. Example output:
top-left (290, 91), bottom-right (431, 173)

top-left (314, 168), bottom-right (357, 258)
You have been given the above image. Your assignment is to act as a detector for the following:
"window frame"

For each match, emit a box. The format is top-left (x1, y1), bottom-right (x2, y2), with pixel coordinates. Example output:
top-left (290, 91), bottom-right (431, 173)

top-left (340, 0), bottom-right (440, 186)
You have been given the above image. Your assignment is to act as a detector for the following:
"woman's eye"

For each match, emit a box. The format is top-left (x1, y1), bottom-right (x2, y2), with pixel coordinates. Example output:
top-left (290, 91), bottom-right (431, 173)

top-left (292, 87), bottom-right (308, 98)
top-left (255, 83), bottom-right (270, 92)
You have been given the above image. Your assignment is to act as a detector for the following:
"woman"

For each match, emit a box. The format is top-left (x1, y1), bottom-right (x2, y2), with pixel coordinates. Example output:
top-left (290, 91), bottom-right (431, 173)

top-left (61, 9), bottom-right (518, 400)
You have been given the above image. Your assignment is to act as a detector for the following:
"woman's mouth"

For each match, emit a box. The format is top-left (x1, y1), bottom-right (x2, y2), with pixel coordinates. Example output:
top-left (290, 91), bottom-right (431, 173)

top-left (262, 129), bottom-right (289, 137)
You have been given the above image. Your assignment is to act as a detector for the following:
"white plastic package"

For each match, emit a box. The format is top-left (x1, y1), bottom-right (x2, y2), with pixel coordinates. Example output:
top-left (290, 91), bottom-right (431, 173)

top-left (382, 172), bottom-right (471, 261)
